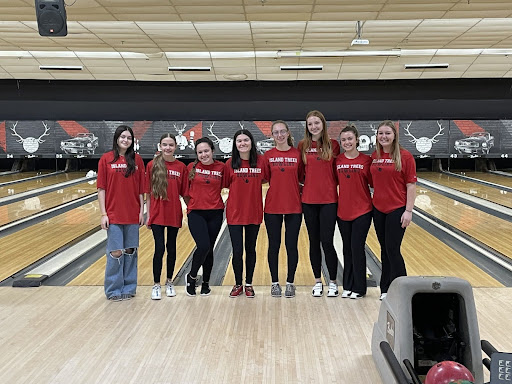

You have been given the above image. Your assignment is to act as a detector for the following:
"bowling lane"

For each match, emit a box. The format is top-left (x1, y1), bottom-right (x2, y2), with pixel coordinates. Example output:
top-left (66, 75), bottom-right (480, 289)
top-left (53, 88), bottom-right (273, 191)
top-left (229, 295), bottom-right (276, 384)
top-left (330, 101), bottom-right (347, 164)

top-left (450, 171), bottom-right (512, 189)
top-left (415, 186), bottom-right (512, 259)
top-left (0, 172), bottom-right (85, 198)
top-left (419, 172), bottom-right (512, 209)
top-left (0, 171), bottom-right (48, 183)
top-left (0, 200), bottom-right (100, 282)
top-left (366, 221), bottom-right (502, 288)
top-left (68, 210), bottom-right (196, 286)
top-left (0, 180), bottom-right (97, 226)
top-left (222, 219), bottom-right (316, 287)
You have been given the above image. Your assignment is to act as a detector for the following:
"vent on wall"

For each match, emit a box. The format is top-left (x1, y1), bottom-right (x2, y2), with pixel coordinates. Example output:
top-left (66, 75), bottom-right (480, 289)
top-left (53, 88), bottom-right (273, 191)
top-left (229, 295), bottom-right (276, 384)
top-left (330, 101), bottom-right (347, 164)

top-left (168, 66), bottom-right (211, 71)
top-left (280, 65), bottom-right (323, 70)
top-left (404, 63), bottom-right (449, 69)
top-left (39, 65), bottom-right (83, 70)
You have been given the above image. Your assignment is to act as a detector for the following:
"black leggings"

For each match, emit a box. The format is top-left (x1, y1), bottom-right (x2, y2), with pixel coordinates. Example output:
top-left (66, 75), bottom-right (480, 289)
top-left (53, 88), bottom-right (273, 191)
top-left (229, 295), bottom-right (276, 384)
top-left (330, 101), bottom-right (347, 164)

top-left (337, 211), bottom-right (372, 295)
top-left (373, 206), bottom-right (407, 293)
top-left (151, 224), bottom-right (179, 283)
top-left (264, 213), bottom-right (302, 283)
top-left (302, 203), bottom-right (338, 281)
top-left (188, 209), bottom-right (224, 283)
top-left (228, 224), bottom-right (260, 286)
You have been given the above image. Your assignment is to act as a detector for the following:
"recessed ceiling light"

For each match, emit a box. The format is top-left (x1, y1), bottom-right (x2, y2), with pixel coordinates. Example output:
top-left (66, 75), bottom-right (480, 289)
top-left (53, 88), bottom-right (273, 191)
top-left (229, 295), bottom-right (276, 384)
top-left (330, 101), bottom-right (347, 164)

top-left (39, 65), bottom-right (83, 70)
top-left (168, 66), bottom-right (211, 71)
top-left (280, 65), bottom-right (323, 70)
top-left (404, 63), bottom-right (449, 69)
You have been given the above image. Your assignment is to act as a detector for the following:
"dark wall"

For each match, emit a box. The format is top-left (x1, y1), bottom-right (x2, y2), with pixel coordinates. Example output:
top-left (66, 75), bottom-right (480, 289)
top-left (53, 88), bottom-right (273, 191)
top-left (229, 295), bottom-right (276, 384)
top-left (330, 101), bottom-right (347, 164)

top-left (2, 78), bottom-right (512, 121)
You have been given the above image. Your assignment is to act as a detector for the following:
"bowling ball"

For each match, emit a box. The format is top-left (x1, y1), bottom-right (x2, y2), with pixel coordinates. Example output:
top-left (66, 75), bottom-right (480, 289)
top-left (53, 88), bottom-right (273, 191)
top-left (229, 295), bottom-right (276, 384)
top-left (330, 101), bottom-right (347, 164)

top-left (424, 361), bottom-right (475, 384)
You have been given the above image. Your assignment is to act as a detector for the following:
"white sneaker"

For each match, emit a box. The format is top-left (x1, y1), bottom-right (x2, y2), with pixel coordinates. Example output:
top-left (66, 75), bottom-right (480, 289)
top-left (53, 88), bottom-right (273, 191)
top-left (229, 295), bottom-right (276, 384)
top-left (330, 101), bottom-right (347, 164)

top-left (350, 292), bottom-right (364, 300)
top-left (311, 282), bottom-right (323, 297)
top-left (151, 284), bottom-right (161, 300)
top-left (327, 282), bottom-right (339, 297)
top-left (341, 290), bottom-right (352, 298)
top-left (380, 293), bottom-right (387, 301)
top-left (166, 283), bottom-right (176, 297)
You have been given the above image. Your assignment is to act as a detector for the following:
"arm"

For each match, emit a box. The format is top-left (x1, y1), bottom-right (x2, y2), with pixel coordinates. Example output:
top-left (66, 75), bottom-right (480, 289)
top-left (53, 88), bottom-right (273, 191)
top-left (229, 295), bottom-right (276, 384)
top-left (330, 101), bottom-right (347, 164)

top-left (400, 182), bottom-right (416, 228)
top-left (145, 194), bottom-right (151, 228)
top-left (139, 194), bottom-right (145, 226)
top-left (98, 188), bottom-right (109, 230)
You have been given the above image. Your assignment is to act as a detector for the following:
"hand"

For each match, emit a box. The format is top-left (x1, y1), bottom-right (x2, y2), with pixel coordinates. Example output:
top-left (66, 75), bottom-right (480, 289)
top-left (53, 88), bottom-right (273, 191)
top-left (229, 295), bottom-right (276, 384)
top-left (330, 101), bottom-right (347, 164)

top-left (401, 210), bottom-right (412, 228)
top-left (139, 211), bottom-right (145, 227)
top-left (101, 215), bottom-right (109, 230)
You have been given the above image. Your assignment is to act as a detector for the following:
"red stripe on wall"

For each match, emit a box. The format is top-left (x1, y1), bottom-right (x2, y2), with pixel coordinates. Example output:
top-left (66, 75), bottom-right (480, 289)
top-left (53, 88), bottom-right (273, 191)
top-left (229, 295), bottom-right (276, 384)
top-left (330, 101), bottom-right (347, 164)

top-left (453, 120), bottom-right (485, 136)
top-left (0, 121), bottom-right (6, 151)
top-left (184, 122), bottom-right (202, 141)
top-left (254, 121), bottom-right (272, 137)
top-left (57, 120), bottom-right (89, 136)
top-left (327, 121), bottom-right (348, 139)
top-left (132, 121), bottom-right (153, 139)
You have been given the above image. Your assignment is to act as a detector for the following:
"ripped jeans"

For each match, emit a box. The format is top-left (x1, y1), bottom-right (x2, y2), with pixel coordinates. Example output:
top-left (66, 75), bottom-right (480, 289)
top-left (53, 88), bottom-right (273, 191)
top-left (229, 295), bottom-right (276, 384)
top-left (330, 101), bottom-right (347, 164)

top-left (104, 224), bottom-right (140, 299)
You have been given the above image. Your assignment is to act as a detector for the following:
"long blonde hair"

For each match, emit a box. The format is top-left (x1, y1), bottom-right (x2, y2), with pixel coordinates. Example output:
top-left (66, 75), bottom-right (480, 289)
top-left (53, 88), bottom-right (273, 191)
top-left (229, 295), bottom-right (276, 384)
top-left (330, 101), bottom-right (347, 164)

top-left (151, 133), bottom-right (176, 199)
top-left (301, 110), bottom-right (333, 163)
top-left (375, 120), bottom-right (402, 172)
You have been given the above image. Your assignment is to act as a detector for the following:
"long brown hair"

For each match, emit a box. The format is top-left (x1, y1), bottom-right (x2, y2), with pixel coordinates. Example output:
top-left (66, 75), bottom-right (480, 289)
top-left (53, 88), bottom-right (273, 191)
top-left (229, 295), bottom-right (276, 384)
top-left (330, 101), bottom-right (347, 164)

top-left (375, 120), bottom-right (403, 172)
top-left (151, 133), bottom-right (176, 199)
top-left (301, 110), bottom-right (333, 163)
top-left (111, 125), bottom-right (136, 177)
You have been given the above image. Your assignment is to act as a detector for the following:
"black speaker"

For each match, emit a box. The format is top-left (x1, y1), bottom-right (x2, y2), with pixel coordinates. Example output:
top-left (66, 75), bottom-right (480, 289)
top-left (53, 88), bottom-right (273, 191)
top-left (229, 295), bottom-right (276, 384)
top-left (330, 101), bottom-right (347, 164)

top-left (35, 0), bottom-right (67, 37)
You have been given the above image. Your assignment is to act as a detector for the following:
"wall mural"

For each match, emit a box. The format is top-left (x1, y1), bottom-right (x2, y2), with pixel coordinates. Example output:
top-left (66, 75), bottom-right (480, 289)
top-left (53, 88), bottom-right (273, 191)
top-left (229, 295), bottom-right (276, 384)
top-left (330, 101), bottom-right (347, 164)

top-left (0, 119), bottom-right (509, 159)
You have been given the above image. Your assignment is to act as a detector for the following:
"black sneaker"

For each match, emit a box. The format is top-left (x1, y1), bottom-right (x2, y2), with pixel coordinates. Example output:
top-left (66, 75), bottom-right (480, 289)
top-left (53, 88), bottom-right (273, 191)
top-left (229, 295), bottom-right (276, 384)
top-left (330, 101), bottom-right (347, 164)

top-left (200, 282), bottom-right (211, 296)
top-left (186, 273), bottom-right (197, 296)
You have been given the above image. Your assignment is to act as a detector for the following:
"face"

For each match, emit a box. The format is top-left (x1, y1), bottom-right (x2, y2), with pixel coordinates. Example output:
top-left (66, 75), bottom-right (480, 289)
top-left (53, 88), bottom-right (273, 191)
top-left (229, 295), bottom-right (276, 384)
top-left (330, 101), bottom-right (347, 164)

top-left (307, 115), bottom-right (323, 138)
top-left (340, 131), bottom-right (357, 152)
top-left (377, 125), bottom-right (395, 149)
top-left (235, 134), bottom-right (251, 154)
top-left (117, 130), bottom-right (133, 152)
top-left (160, 137), bottom-right (176, 157)
top-left (196, 142), bottom-right (213, 164)
top-left (272, 123), bottom-right (289, 145)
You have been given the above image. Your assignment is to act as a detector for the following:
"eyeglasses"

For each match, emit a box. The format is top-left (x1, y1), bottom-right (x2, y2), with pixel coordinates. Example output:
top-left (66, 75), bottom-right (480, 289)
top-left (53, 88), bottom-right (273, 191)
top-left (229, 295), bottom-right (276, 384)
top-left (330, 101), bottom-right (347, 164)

top-left (272, 130), bottom-right (288, 137)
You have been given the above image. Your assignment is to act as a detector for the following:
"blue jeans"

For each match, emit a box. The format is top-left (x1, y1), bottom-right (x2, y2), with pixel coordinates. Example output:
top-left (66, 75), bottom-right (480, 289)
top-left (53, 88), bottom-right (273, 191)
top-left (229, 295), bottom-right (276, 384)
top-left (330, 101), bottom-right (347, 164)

top-left (104, 224), bottom-right (140, 299)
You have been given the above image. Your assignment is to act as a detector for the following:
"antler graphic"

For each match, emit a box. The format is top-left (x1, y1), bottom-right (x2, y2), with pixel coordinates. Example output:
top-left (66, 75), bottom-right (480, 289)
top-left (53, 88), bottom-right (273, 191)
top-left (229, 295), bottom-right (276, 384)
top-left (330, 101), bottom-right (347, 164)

top-left (431, 121), bottom-right (445, 143)
top-left (370, 123), bottom-right (377, 134)
top-left (38, 121), bottom-right (51, 143)
top-left (206, 122), bottom-right (220, 143)
top-left (239, 121), bottom-right (244, 130)
top-left (403, 121), bottom-right (417, 143)
top-left (10, 121), bottom-right (23, 143)
top-left (173, 123), bottom-right (186, 134)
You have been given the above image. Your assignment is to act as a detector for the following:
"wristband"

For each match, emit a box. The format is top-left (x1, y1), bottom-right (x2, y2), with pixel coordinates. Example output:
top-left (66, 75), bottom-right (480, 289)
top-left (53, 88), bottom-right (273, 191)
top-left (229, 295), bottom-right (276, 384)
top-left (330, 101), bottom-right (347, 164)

top-left (405, 209), bottom-right (412, 213)
top-left (101, 213), bottom-right (108, 216)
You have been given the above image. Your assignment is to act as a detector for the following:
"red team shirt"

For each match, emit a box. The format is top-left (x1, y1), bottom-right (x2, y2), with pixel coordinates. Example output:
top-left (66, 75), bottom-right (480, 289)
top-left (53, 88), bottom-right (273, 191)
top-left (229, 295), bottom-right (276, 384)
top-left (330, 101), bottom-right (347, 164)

top-left (97, 151), bottom-right (145, 224)
top-left (145, 159), bottom-right (189, 228)
top-left (370, 149), bottom-right (417, 214)
top-left (186, 160), bottom-right (226, 213)
top-left (298, 139), bottom-right (341, 204)
top-left (263, 147), bottom-right (303, 214)
top-left (224, 157), bottom-right (266, 225)
top-left (335, 153), bottom-right (373, 221)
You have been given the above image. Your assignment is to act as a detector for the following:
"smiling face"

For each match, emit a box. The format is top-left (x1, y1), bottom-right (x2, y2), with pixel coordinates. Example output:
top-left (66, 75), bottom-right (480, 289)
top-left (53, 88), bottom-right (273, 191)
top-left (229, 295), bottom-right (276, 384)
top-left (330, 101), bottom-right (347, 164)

top-left (377, 124), bottom-right (396, 152)
top-left (340, 131), bottom-right (358, 154)
top-left (196, 142), bottom-right (214, 165)
top-left (272, 122), bottom-right (290, 146)
top-left (307, 115), bottom-right (324, 140)
top-left (160, 137), bottom-right (176, 158)
top-left (116, 130), bottom-right (133, 154)
top-left (235, 133), bottom-right (252, 155)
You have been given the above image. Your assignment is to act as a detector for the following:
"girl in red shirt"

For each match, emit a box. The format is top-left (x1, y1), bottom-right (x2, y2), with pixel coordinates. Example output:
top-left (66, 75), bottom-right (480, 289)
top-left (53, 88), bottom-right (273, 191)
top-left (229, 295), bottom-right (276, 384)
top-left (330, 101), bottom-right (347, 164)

top-left (299, 110), bottom-right (340, 298)
top-left (263, 120), bottom-right (303, 298)
top-left (145, 133), bottom-right (189, 300)
top-left (225, 129), bottom-right (265, 298)
top-left (97, 125), bottom-right (145, 301)
top-left (335, 124), bottom-right (373, 299)
top-left (370, 120), bottom-right (417, 301)
top-left (184, 137), bottom-right (226, 296)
